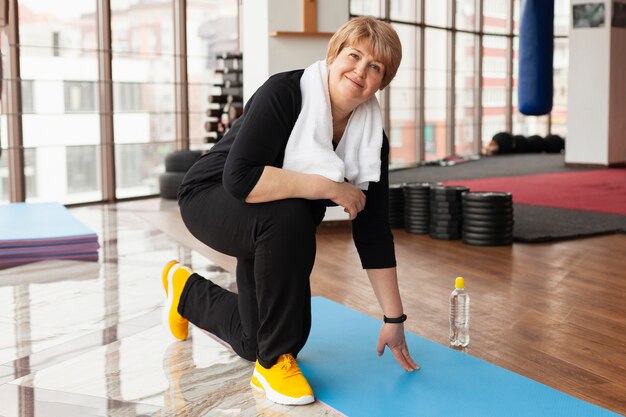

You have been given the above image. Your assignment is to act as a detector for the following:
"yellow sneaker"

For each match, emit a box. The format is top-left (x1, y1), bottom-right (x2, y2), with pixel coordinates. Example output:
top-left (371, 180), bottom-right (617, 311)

top-left (162, 260), bottom-right (179, 295)
top-left (251, 354), bottom-right (314, 405)
top-left (162, 261), bottom-right (192, 341)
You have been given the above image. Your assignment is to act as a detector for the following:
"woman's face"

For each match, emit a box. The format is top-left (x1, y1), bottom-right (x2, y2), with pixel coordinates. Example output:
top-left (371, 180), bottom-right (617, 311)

top-left (328, 42), bottom-right (385, 109)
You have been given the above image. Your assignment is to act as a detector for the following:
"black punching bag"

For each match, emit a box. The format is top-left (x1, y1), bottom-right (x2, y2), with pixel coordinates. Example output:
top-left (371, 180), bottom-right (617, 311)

top-left (518, 0), bottom-right (554, 115)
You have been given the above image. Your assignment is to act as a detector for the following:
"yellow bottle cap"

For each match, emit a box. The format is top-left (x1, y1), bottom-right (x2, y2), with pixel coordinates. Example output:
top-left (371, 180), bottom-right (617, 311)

top-left (455, 277), bottom-right (465, 289)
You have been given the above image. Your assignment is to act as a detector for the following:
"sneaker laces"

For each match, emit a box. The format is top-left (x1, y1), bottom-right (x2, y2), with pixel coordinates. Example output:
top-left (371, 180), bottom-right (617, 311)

top-left (279, 354), bottom-right (301, 377)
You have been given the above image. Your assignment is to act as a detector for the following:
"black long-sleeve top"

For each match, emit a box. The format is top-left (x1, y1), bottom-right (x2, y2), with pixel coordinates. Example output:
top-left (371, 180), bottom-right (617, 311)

top-left (179, 69), bottom-right (396, 269)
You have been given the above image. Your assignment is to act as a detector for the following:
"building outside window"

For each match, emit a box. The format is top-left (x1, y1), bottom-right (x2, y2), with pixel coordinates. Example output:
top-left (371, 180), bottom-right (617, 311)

top-left (64, 81), bottom-right (96, 113)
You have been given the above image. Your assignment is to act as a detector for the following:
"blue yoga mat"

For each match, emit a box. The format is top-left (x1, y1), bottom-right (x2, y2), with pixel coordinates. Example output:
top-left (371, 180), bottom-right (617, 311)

top-left (299, 297), bottom-right (619, 417)
top-left (0, 202), bottom-right (97, 245)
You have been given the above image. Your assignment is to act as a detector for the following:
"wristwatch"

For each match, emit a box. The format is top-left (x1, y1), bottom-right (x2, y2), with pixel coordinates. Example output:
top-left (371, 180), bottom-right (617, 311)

top-left (383, 314), bottom-right (407, 324)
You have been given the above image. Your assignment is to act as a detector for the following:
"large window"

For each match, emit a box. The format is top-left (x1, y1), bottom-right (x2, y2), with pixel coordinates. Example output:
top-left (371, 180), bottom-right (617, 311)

top-left (455, 32), bottom-right (477, 155)
top-left (389, 24), bottom-right (420, 166)
top-left (110, 0), bottom-right (175, 199)
top-left (1, 0), bottom-right (239, 204)
top-left (351, 0), bottom-right (570, 161)
top-left (482, 35), bottom-right (507, 144)
top-left (187, 0), bottom-right (238, 150)
top-left (17, 0), bottom-right (102, 204)
top-left (424, 28), bottom-right (448, 160)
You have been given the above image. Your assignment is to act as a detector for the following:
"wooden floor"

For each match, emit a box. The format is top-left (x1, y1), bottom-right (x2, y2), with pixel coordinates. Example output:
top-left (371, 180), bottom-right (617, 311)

top-left (311, 227), bottom-right (626, 415)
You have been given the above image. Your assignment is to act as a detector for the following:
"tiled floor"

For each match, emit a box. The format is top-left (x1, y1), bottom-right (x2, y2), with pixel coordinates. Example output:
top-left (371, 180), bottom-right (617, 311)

top-left (0, 200), bottom-right (338, 416)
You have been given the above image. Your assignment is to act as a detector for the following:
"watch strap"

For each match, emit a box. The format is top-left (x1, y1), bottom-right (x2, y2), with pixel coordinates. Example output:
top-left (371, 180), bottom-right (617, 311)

top-left (383, 314), bottom-right (407, 324)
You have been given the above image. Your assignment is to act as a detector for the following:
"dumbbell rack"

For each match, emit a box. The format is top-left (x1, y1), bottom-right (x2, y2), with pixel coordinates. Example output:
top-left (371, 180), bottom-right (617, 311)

top-left (206, 52), bottom-right (243, 143)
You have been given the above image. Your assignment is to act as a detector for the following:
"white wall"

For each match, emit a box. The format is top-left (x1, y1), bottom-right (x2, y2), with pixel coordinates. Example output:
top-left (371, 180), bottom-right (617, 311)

top-left (566, 0), bottom-right (626, 165)
top-left (241, 0), bottom-right (349, 101)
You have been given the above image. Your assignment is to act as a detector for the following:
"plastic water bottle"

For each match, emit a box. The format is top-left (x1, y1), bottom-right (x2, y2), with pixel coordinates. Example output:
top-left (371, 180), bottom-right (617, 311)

top-left (449, 277), bottom-right (470, 347)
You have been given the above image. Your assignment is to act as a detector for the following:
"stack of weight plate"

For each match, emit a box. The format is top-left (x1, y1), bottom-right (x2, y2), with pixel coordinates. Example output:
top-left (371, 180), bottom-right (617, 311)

top-left (402, 182), bottom-right (433, 234)
top-left (388, 183), bottom-right (405, 229)
top-left (462, 192), bottom-right (514, 246)
top-left (430, 185), bottom-right (469, 240)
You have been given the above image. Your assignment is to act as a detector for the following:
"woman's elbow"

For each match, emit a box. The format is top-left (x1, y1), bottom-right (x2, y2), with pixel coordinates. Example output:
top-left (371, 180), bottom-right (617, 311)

top-left (222, 173), bottom-right (248, 201)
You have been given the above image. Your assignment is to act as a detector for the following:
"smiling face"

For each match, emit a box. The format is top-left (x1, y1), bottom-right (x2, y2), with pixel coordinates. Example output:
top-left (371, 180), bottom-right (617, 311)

top-left (327, 42), bottom-right (385, 112)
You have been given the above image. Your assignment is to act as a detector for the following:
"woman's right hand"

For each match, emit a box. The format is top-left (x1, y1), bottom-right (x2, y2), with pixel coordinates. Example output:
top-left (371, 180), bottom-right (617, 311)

top-left (329, 181), bottom-right (366, 220)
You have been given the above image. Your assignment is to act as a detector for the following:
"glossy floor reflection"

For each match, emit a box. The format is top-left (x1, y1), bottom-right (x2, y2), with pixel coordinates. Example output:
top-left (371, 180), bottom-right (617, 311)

top-left (0, 200), bottom-right (338, 416)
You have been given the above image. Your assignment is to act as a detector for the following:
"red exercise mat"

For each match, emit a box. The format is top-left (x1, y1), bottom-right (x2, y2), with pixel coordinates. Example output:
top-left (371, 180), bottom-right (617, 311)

top-left (444, 169), bottom-right (626, 216)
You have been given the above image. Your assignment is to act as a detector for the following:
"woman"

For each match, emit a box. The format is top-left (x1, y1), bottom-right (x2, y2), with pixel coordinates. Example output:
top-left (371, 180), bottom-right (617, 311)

top-left (163, 16), bottom-right (419, 406)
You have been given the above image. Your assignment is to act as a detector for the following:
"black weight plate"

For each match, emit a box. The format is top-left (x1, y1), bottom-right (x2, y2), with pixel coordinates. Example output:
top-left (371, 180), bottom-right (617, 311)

top-left (462, 231), bottom-right (513, 240)
top-left (404, 185), bottom-right (432, 192)
top-left (404, 218), bottom-right (430, 225)
top-left (405, 193), bottom-right (430, 199)
top-left (404, 210), bottom-right (430, 217)
top-left (463, 218), bottom-right (514, 227)
top-left (404, 193), bottom-right (431, 200)
top-left (404, 194), bottom-right (431, 201)
top-left (430, 232), bottom-right (462, 240)
top-left (430, 227), bottom-right (461, 234)
top-left (463, 212), bottom-right (514, 222)
top-left (463, 206), bottom-right (514, 215)
top-left (430, 195), bottom-right (464, 203)
top-left (431, 220), bottom-right (463, 228)
top-left (462, 237), bottom-right (513, 246)
top-left (431, 207), bottom-right (463, 215)
top-left (431, 185), bottom-right (470, 194)
top-left (405, 222), bottom-right (431, 229)
top-left (405, 195), bottom-right (430, 201)
top-left (404, 181), bottom-right (441, 189)
top-left (463, 224), bottom-right (513, 234)
top-left (462, 200), bottom-right (512, 209)
top-left (430, 201), bottom-right (463, 209)
top-left (405, 206), bottom-right (429, 212)
top-left (405, 190), bottom-right (430, 195)
top-left (405, 200), bottom-right (430, 207)
top-left (404, 218), bottom-right (431, 224)
top-left (406, 204), bottom-right (430, 211)
top-left (405, 228), bottom-right (430, 234)
top-left (462, 191), bottom-right (512, 202)
top-left (430, 213), bottom-right (463, 221)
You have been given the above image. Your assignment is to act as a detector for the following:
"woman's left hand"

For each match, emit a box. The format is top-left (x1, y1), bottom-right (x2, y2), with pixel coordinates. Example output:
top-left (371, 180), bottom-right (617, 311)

top-left (377, 323), bottom-right (420, 372)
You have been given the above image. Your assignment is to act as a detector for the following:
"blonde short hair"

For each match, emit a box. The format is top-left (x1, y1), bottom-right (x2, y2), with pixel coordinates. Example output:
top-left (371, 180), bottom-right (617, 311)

top-left (326, 16), bottom-right (402, 90)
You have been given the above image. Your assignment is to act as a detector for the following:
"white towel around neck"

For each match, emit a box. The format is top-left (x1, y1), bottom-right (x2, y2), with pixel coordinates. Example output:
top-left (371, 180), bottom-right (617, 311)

top-left (281, 60), bottom-right (383, 190)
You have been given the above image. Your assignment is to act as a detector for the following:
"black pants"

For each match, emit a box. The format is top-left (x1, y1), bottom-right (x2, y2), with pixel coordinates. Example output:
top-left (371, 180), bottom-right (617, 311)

top-left (178, 183), bottom-right (326, 369)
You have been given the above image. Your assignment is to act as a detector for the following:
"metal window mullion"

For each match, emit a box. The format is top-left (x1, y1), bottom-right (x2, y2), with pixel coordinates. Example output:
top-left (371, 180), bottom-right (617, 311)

top-left (505, 0), bottom-right (513, 133)
top-left (417, 0), bottom-right (425, 162)
top-left (474, 0), bottom-right (483, 154)
top-left (96, 0), bottom-right (115, 202)
top-left (446, 0), bottom-right (456, 156)
top-left (6, 0), bottom-right (25, 202)
top-left (174, 0), bottom-right (189, 151)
